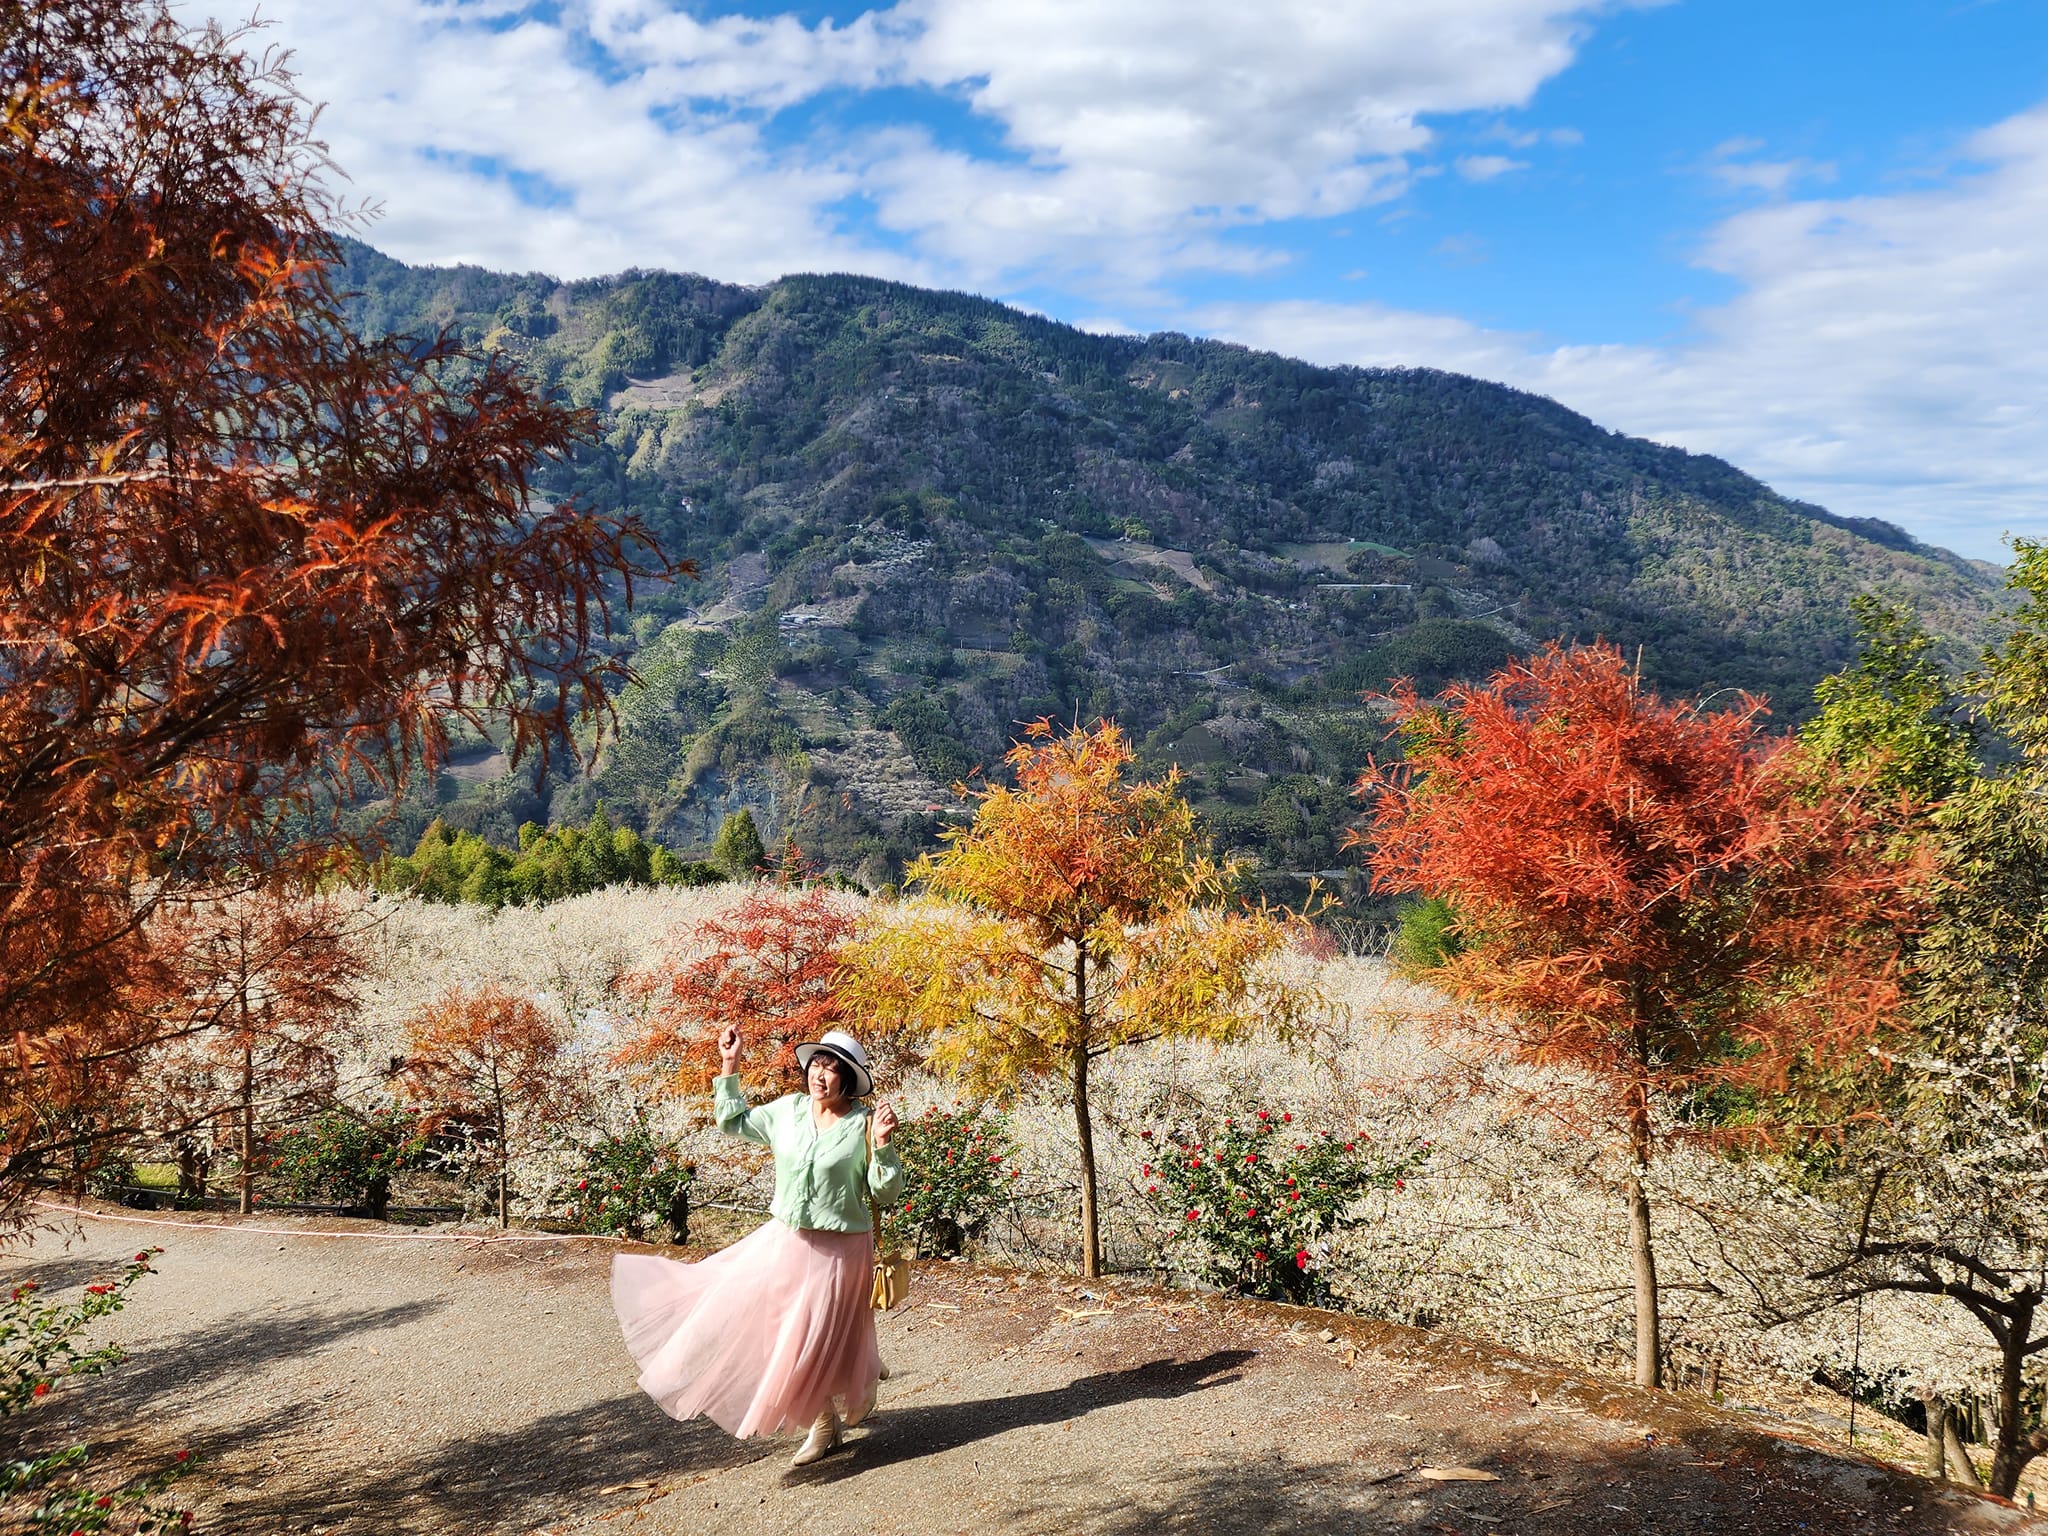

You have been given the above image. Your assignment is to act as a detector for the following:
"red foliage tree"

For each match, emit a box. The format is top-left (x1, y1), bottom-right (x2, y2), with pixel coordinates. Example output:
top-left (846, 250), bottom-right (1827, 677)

top-left (399, 984), bottom-right (581, 1228)
top-left (0, 3), bottom-right (675, 1207)
top-left (617, 887), bottom-right (861, 1100)
top-left (1354, 643), bottom-right (1920, 1388)
top-left (145, 890), bottom-right (368, 1213)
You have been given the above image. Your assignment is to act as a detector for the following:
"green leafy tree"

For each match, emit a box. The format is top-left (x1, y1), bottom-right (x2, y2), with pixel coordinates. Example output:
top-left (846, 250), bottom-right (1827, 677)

top-left (710, 809), bottom-right (767, 880)
top-left (1792, 554), bottom-right (2048, 1497)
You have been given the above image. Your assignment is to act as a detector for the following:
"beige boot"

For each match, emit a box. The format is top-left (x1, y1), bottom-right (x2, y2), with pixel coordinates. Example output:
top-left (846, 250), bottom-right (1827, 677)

top-left (844, 1375), bottom-right (879, 1428)
top-left (790, 1408), bottom-right (842, 1467)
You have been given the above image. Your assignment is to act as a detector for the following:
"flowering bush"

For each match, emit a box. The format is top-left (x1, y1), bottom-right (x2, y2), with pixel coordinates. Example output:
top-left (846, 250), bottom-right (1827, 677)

top-left (1143, 1111), bottom-right (1427, 1304)
top-left (883, 1104), bottom-right (1019, 1257)
top-left (562, 1122), bottom-right (694, 1241)
top-left (1, 1248), bottom-right (198, 1533)
top-left (264, 1107), bottom-right (429, 1217)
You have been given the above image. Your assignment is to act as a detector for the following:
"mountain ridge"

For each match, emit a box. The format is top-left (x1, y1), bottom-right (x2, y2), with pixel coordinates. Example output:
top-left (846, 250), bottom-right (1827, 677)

top-left (336, 239), bottom-right (2004, 897)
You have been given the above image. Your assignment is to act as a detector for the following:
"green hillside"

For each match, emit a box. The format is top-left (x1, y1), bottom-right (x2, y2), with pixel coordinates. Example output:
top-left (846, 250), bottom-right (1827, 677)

top-left (337, 240), bottom-right (2003, 899)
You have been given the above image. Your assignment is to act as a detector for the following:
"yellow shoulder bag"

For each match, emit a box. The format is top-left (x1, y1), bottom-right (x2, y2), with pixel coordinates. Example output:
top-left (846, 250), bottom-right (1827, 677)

top-left (866, 1112), bottom-right (911, 1311)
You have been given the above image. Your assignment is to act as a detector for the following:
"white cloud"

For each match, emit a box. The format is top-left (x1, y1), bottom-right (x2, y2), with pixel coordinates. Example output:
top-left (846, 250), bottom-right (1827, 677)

top-left (219, 0), bottom-right (1627, 290)
top-left (1197, 103), bottom-right (2048, 564)
top-left (1455, 154), bottom-right (1528, 181)
top-left (1703, 137), bottom-right (1836, 198)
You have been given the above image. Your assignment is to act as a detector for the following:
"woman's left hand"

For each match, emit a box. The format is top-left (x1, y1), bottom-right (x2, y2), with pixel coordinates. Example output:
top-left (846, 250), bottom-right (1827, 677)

top-left (872, 1100), bottom-right (898, 1147)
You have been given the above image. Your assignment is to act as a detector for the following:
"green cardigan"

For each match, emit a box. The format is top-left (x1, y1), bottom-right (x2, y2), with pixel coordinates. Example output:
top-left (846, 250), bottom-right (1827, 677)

top-left (713, 1075), bottom-right (905, 1233)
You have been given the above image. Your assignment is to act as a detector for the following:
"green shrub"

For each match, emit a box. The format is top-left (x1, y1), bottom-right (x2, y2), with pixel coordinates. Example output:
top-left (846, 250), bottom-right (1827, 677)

top-left (1143, 1111), bottom-right (1426, 1304)
top-left (564, 1123), bottom-right (694, 1241)
top-left (884, 1105), bottom-right (1019, 1257)
top-left (264, 1108), bottom-right (429, 1217)
top-left (1390, 895), bottom-right (1463, 975)
top-left (1, 1249), bottom-right (198, 1534)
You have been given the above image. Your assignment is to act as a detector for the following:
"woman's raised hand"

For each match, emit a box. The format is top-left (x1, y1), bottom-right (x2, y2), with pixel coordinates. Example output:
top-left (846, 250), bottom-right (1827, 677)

top-left (717, 1024), bottom-right (742, 1075)
top-left (871, 1100), bottom-right (898, 1146)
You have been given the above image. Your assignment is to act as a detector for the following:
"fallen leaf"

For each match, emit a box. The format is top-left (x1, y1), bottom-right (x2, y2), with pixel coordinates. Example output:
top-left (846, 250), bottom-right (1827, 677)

top-left (1415, 1466), bottom-right (1502, 1483)
top-left (597, 1480), bottom-right (657, 1495)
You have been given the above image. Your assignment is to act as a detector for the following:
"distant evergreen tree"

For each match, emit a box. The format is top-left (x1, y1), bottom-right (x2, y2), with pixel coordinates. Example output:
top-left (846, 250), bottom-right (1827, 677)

top-left (375, 814), bottom-right (722, 907)
top-left (711, 809), bottom-right (767, 879)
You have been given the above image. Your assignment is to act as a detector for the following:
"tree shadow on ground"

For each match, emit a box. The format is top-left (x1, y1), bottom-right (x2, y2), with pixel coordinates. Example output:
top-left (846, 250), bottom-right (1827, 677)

top-left (0, 1253), bottom-right (130, 1294)
top-left (244, 1392), bottom-right (768, 1535)
top-left (981, 1434), bottom-right (1993, 1536)
top-left (92, 1299), bottom-right (448, 1412)
top-left (798, 1349), bottom-right (1255, 1484)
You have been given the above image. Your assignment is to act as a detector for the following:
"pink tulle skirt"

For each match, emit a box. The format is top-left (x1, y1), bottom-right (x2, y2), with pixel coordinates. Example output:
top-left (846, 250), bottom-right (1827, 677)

top-left (611, 1220), bottom-right (880, 1438)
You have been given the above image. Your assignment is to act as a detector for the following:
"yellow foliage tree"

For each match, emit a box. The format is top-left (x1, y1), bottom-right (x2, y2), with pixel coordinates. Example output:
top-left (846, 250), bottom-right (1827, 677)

top-left (845, 720), bottom-right (1317, 1277)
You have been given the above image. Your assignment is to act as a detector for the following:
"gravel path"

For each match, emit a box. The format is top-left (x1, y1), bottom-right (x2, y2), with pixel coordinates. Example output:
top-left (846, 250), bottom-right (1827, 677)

top-left (5, 1206), bottom-right (2041, 1536)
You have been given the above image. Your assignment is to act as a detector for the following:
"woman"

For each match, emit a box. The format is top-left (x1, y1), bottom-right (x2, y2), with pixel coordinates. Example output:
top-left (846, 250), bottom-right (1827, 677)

top-left (611, 1025), bottom-right (903, 1467)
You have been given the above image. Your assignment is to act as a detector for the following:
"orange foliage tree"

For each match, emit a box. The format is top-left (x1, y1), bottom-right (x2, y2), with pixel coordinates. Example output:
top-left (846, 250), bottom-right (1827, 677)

top-left (617, 886), bottom-right (861, 1101)
top-left (399, 984), bottom-right (582, 1227)
top-left (845, 721), bottom-right (1317, 1278)
top-left (0, 2), bottom-right (671, 1207)
top-left (146, 890), bottom-right (368, 1214)
top-left (1355, 643), bottom-right (1919, 1388)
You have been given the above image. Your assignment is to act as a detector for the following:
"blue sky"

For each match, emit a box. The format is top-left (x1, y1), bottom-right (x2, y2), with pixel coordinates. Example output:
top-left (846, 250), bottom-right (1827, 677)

top-left (231, 0), bottom-right (2048, 564)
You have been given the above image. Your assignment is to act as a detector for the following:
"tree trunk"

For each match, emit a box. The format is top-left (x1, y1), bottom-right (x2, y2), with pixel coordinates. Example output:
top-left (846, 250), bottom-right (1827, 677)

top-left (1071, 938), bottom-right (1102, 1277)
top-left (1073, 1044), bottom-right (1100, 1279)
top-left (1988, 1297), bottom-right (2042, 1498)
top-left (1625, 1106), bottom-right (1661, 1390)
top-left (238, 1037), bottom-right (255, 1217)
top-left (1925, 1391), bottom-right (1952, 1480)
top-left (497, 1165), bottom-right (508, 1229)
top-left (1945, 1416), bottom-right (1985, 1490)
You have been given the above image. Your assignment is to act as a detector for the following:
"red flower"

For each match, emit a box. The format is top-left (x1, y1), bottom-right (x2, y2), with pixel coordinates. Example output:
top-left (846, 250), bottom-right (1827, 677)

top-left (1257, 1111), bottom-right (1269, 1121)
top-left (95, 1496), bottom-right (111, 1509)
top-left (1186, 1209), bottom-right (1200, 1221)
top-left (135, 1252), bottom-right (152, 1262)
top-left (577, 1179), bottom-right (588, 1190)
top-left (85, 1284), bottom-right (111, 1296)
top-left (1294, 1249), bottom-right (1310, 1270)
top-left (1394, 1178), bottom-right (1406, 1191)
top-left (1147, 1184), bottom-right (1157, 1194)
top-left (1139, 1129), bottom-right (1153, 1140)
top-left (1254, 1250), bottom-right (1267, 1262)
top-left (1344, 1142), bottom-right (1355, 1152)
top-left (988, 1154), bottom-right (1002, 1164)
top-left (175, 1450), bottom-right (191, 1463)
top-left (1244, 1207), bottom-right (1257, 1218)
top-left (1142, 1164), bottom-right (1153, 1176)
top-left (1281, 1112), bottom-right (1291, 1123)
top-left (1009, 1169), bottom-right (1021, 1179)
top-left (32, 1382), bottom-right (49, 1397)
top-left (1289, 1193), bottom-right (1300, 1203)
top-left (1244, 1153), bottom-right (1257, 1165)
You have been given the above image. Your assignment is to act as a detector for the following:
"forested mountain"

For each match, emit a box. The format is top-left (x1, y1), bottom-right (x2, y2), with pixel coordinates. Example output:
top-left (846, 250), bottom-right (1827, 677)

top-left (338, 240), bottom-right (2003, 900)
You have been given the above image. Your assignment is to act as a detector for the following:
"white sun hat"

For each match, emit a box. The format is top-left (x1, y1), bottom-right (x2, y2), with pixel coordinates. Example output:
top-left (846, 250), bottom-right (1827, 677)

top-left (794, 1029), bottom-right (875, 1098)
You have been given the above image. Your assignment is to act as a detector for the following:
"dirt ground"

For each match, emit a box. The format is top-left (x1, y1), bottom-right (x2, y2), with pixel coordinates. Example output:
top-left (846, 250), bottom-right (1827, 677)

top-left (5, 1204), bottom-right (2042, 1536)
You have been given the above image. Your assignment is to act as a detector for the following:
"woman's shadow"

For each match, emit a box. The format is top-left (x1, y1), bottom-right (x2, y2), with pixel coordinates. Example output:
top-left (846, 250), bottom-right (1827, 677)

top-left (790, 1349), bottom-right (1254, 1483)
